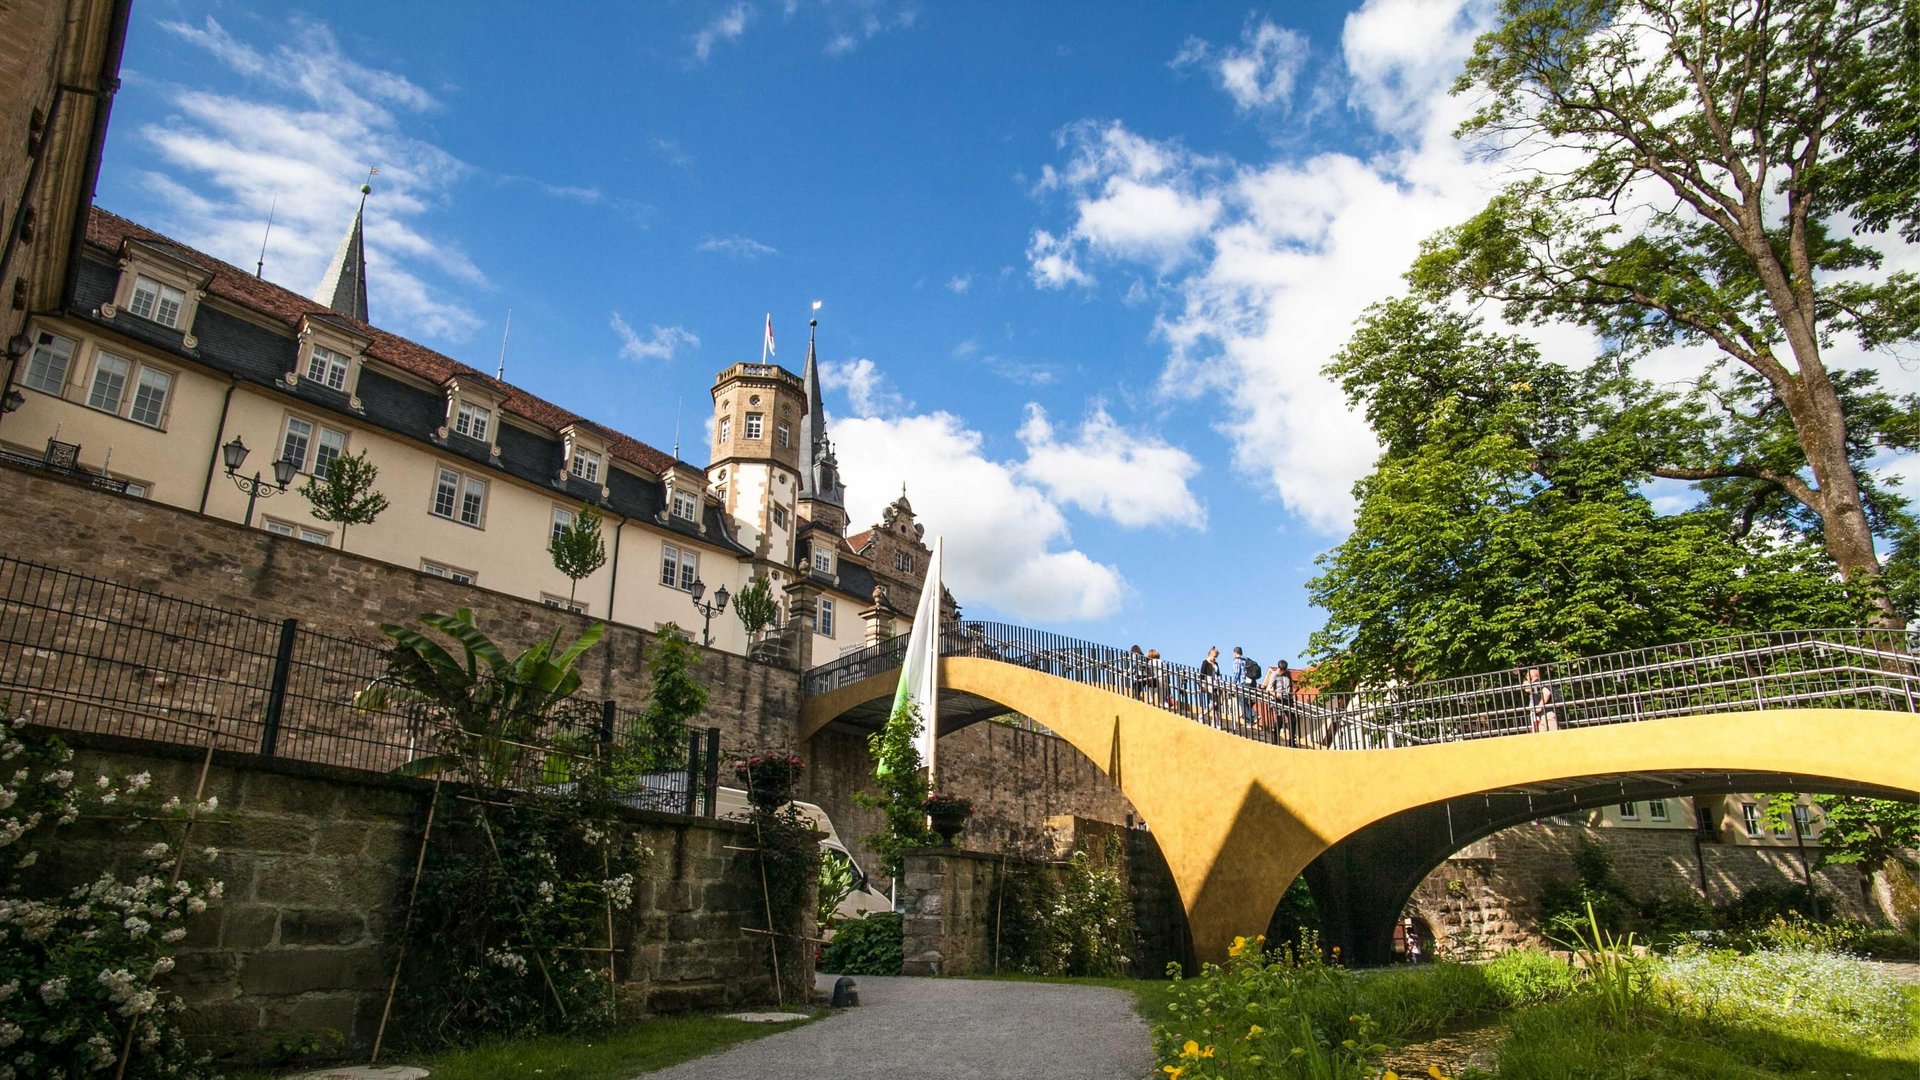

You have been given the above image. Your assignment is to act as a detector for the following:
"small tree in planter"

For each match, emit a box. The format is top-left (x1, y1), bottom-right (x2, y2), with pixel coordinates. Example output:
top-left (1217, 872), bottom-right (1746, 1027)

top-left (732, 576), bottom-right (778, 642)
top-left (298, 448), bottom-right (390, 551)
top-left (734, 752), bottom-right (806, 813)
top-left (549, 502), bottom-right (607, 606)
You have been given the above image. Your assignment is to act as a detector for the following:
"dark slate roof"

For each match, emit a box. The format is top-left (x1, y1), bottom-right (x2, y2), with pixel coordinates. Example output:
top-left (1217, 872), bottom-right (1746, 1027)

top-left (72, 211), bottom-right (751, 557)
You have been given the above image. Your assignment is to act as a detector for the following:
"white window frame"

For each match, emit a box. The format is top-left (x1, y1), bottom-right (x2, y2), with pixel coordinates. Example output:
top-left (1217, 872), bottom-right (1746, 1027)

top-left (812, 548), bottom-right (832, 574)
top-left (305, 344), bottom-right (350, 392)
top-left (672, 490), bottom-right (698, 521)
top-left (263, 518), bottom-right (330, 545)
top-left (893, 551), bottom-right (914, 573)
top-left (718, 416), bottom-right (731, 443)
top-left (551, 505), bottom-right (575, 545)
top-left (127, 275), bottom-right (186, 328)
top-left (85, 351), bottom-right (175, 429)
top-left (1791, 804), bottom-right (1812, 838)
top-left (771, 504), bottom-right (788, 529)
top-left (818, 597), bottom-right (835, 638)
top-left (120, 481), bottom-right (151, 499)
top-left (431, 466), bottom-right (488, 528)
top-left (1617, 802), bottom-right (1638, 820)
top-left (660, 543), bottom-right (699, 591)
top-left (1648, 799), bottom-right (1669, 822)
top-left (21, 330), bottom-right (75, 396)
top-left (570, 448), bottom-right (601, 484)
top-left (744, 412), bottom-right (764, 440)
top-left (454, 400), bottom-right (492, 442)
top-left (1742, 803), bottom-right (1761, 837)
top-left (776, 421), bottom-right (791, 448)
top-left (541, 594), bottom-right (589, 614)
top-left (421, 561), bottom-right (477, 585)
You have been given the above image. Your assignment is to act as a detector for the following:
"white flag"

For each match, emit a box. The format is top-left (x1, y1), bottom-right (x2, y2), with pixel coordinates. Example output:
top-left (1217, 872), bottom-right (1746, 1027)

top-left (763, 313), bottom-right (775, 360)
top-left (885, 536), bottom-right (943, 779)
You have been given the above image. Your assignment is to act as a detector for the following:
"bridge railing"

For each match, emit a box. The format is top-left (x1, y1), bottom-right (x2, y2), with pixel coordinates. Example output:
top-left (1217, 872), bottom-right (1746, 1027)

top-left (804, 622), bottom-right (1918, 750)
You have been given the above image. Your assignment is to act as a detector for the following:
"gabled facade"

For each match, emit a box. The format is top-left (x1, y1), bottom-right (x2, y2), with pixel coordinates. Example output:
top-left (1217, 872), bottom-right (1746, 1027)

top-left (0, 205), bottom-right (933, 661)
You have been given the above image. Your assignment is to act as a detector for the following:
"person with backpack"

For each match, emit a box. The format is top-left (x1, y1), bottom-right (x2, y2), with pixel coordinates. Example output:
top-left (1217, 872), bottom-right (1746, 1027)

top-left (1231, 647), bottom-right (1258, 726)
top-left (1267, 660), bottom-right (1297, 745)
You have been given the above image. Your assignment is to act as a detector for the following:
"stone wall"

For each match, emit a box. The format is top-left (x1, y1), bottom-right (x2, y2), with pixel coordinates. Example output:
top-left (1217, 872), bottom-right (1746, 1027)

top-left (0, 462), bottom-right (1137, 892)
top-left (30, 732), bottom-right (780, 1064)
top-left (1407, 820), bottom-right (1883, 954)
top-left (898, 848), bottom-right (1010, 976)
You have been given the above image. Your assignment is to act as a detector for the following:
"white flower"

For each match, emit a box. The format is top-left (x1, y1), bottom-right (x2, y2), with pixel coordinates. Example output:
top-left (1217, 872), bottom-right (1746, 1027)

top-left (95, 775), bottom-right (110, 790)
top-left (160, 796), bottom-right (180, 811)
top-left (0, 980), bottom-right (17, 1004)
top-left (198, 796), bottom-right (218, 812)
top-left (38, 976), bottom-right (68, 1004)
top-left (202, 846), bottom-right (220, 859)
top-left (161, 927), bottom-right (187, 943)
top-left (185, 897), bottom-right (206, 916)
top-left (0, 791), bottom-right (14, 811)
top-left (123, 916), bottom-right (151, 939)
top-left (0, 1022), bottom-right (20, 1048)
top-left (126, 772), bottom-right (151, 793)
top-left (143, 842), bottom-right (170, 860)
top-left (150, 957), bottom-right (175, 977)
top-left (99, 791), bottom-right (117, 804)
top-left (14, 852), bottom-right (34, 869)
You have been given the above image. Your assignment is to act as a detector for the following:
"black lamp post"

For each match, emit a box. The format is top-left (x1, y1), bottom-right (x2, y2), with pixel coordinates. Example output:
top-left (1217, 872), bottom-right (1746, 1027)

top-left (689, 578), bottom-right (729, 647)
top-left (222, 436), bottom-right (298, 528)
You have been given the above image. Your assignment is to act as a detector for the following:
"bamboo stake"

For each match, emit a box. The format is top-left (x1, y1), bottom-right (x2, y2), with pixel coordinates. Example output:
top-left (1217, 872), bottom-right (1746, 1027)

top-left (472, 801), bottom-right (569, 1018)
top-left (603, 846), bottom-right (618, 1007)
top-left (993, 852), bottom-right (1007, 975)
top-left (370, 779), bottom-right (442, 1065)
top-left (751, 813), bottom-right (783, 1007)
top-left (116, 733), bottom-right (216, 1080)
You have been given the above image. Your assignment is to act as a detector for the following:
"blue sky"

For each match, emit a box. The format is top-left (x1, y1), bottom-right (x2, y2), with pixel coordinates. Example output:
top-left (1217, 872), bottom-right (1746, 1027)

top-left (97, 1), bottom-right (1916, 671)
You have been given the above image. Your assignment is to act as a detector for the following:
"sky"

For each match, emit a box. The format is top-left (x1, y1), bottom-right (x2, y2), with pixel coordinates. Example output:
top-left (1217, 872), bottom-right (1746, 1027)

top-left (96, 0), bottom-right (1917, 671)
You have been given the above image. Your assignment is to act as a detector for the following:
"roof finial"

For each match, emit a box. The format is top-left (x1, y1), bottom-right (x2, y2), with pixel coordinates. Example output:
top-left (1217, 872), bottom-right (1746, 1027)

top-left (495, 308), bottom-right (511, 381)
top-left (255, 195), bottom-right (277, 278)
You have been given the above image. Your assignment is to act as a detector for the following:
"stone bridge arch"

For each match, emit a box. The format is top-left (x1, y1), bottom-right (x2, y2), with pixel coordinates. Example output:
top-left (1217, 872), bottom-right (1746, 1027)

top-left (801, 657), bottom-right (1919, 965)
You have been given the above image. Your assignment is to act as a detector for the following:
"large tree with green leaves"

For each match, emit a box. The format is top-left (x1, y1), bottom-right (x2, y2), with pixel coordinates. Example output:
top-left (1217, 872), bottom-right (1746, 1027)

top-left (1310, 300), bottom-right (1869, 686)
top-left (1414, 0), bottom-right (1920, 625)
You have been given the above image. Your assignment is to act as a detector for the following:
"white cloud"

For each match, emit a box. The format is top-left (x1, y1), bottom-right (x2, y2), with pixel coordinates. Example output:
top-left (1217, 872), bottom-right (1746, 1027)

top-left (1016, 405), bottom-right (1206, 529)
top-left (697, 235), bottom-right (779, 259)
top-left (1342, 0), bottom-right (1492, 132)
top-left (832, 412), bottom-right (1128, 622)
top-left (947, 274), bottom-right (973, 294)
top-left (692, 4), bottom-right (751, 63)
top-left (1174, 17), bottom-right (1312, 113)
top-left (1027, 229), bottom-right (1093, 290)
top-left (820, 358), bottom-right (907, 416)
top-left (139, 17), bottom-right (482, 341)
top-left (820, 2), bottom-right (919, 56)
top-left (1073, 177), bottom-right (1220, 266)
top-left (611, 312), bottom-right (699, 362)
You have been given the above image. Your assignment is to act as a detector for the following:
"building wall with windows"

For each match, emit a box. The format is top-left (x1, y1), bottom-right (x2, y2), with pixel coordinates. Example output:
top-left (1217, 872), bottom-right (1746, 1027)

top-left (1, 208), bottom-right (901, 659)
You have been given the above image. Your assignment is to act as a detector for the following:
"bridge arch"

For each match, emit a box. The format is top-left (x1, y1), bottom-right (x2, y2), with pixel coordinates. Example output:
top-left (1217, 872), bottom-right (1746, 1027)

top-left (801, 631), bottom-right (1919, 965)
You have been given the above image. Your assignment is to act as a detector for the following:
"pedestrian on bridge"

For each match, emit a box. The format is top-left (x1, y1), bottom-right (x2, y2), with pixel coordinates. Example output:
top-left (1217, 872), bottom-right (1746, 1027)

top-left (1199, 646), bottom-right (1222, 723)
top-left (1267, 660), bottom-right (1297, 745)
top-left (1525, 667), bottom-right (1561, 733)
top-left (1232, 647), bottom-right (1258, 726)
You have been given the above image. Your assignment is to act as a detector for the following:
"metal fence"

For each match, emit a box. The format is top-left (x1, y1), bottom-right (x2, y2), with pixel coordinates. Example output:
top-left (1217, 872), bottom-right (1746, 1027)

top-left (0, 555), bottom-right (718, 814)
top-left (805, 620), bottom-right (1920, 749)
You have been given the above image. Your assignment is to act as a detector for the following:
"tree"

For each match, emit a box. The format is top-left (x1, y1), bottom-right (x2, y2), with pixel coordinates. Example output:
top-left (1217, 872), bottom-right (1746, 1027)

top-left (856, 702), bottom-right (936, 879)
top-left (549, 502), bottom-right (607, 604)
top-left (1310, 300), bottom-right (1869, 687)
top-left (1414, 0), bottom-right (1920, 625)
top-left (297, 448), bottom-right (389, 551)
top-left (630, 625), bottom-right (707, 772)
top-left (732, 575), bottom-right (778, 642)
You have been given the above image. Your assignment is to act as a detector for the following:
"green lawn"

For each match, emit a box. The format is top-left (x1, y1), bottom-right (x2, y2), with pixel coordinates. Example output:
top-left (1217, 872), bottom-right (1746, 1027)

top-left (224, 1014), bottom-right (815, 1080)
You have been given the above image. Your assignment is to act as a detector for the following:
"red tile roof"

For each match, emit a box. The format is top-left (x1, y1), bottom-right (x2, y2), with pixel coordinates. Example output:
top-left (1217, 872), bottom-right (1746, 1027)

top-left (86, 208), bottom-right (680, 475)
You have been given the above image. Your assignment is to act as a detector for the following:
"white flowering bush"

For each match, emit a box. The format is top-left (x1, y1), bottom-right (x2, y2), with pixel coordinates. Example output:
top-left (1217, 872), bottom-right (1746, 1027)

top-left (0, 717), bottom-right (220, 1079)
top-left (1654, 946), bottom-right (1914, 1043)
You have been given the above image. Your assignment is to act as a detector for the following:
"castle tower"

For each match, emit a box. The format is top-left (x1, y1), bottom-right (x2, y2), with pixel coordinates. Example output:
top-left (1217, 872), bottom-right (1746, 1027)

top-left (709, 358), bottom-right (805, 564)
top-left (797, 318), bottom-right (849, 537)
top-left (314, 183), bottom-right (371, 323)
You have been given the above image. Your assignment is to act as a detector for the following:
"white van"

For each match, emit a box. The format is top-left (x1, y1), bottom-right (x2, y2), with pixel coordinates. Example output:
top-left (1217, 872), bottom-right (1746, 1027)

top-left (711, 787), bottom-right (893, 922)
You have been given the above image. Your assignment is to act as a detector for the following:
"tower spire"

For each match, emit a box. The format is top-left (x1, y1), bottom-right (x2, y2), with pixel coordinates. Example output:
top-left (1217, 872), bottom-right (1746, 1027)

top-left (797, 305), bottom-right (846, 517)
top-left (314, 175), bottom-right (373, 323)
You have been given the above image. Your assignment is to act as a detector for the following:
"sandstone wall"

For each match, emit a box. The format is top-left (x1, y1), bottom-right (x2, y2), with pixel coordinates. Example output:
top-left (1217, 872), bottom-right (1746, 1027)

top-left (1407, 820), bottom-right (1881, 954)
top-left (897, 848), bottom-right (1008, 976)
top-left (33, 732), bottom-right (777, 1064)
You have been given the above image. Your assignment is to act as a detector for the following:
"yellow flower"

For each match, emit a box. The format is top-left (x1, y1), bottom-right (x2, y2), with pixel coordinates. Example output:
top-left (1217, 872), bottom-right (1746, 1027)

top-left (1245, 1024), bottom-right (1265, 1039)
top-left (1180, 1040), bottom-right (1215, 1059)
top-left (1163, 1067), bottom-right (1184, 1079)
top-left (1429, 1068), bottom-right (1451, 1080)
top-left (1384, 1072), bottom-right (1401, 1080)
top-left (1228, 936), bottom-right (1250, 958)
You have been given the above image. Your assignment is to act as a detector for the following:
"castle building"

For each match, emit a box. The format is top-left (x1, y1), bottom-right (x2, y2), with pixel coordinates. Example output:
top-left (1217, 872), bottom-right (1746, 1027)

top-left (0, 200), bottom-right (936, 663)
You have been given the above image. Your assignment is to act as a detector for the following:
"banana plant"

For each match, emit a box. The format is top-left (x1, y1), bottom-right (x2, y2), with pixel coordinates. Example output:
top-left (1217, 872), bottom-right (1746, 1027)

top-left (355, 608), bottom-right (605, 786)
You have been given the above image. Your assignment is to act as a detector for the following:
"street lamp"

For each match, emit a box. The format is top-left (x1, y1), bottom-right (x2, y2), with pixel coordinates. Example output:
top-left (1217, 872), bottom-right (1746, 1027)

top-left (222, 436), bottom-right (298, 528)
top-left (689, 578), bottom-right (730, 647)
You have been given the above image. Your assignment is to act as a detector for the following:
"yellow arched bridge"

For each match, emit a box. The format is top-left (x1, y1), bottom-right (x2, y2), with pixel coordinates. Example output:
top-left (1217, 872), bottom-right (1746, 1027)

top-left (800, 624), bottom-right (1920, 965)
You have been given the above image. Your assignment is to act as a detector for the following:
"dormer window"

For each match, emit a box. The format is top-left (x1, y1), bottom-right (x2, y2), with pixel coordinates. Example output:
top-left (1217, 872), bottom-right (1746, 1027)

top-left (672, 490), bottom-right (698, 521)
top-left (305, 345), bottom-right (350, 391)
top-left (127, 276), bottom-right (185, 328)
top-left (745, 413), bottom-right (764, 440)
top-left (571, 448), bottom-right (601, 484)
top-left (812, 548), bottom-right (832, 574)
top-left (454, 401), bottom-right (491, 442)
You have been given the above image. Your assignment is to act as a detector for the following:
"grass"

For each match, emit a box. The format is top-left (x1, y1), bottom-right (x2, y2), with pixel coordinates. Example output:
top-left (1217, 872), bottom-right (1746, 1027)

top-left (222, 1014), bottom-right (815, 1080)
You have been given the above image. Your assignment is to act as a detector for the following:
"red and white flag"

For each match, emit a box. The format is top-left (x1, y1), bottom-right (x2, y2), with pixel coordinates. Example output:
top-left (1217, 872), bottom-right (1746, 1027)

top-left (763, 313), bottom-right (775, 361)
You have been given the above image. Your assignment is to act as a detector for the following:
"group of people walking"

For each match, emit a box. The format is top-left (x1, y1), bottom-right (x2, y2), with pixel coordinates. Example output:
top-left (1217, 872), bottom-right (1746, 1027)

top-left (1127, 644), bottom-right (1307, 746)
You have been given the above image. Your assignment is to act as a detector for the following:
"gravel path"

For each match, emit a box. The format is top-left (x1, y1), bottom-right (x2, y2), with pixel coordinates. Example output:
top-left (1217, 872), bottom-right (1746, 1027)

top-left (636, 975), bottom-right (1155, 1079)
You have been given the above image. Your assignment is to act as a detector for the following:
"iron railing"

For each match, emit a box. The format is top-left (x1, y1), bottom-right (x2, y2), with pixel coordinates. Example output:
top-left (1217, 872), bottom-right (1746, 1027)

top-left (0, 555), bottom-right (719, 813)
top-left (805, 620), bottom-right (1919, 750)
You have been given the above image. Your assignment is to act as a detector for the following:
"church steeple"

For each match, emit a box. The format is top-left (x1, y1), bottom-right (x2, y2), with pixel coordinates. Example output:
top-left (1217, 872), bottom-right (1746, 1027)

top-left (797, 317), bottom-right (848, 524)
top-left (314, 182), bottom-right (371, 323)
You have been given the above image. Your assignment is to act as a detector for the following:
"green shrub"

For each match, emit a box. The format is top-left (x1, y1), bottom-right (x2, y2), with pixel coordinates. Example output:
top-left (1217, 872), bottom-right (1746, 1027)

top-left (1854, 927), bottom-right (1920, 961)
top-left (1715, 882), bottom-right (1831, 928)
top-left (1349, 962), bottom-right (1502, 1042)
top-left (819, 913), bottom-right (903, 975)
top-left (988, 840), bottom-right (1137, 977)
top-left (1483, 948), bottom-right (1579, 1008)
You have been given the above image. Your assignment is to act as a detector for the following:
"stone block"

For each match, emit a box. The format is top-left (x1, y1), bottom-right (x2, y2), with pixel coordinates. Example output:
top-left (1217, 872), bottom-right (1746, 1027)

top-left (240, 772), bottom-right (339, 816)
top-left (262, 993), bottom-right (361, 1035)
top-left (279, 908), bottom-right (367, 946)
top-left (313, 822), bottom-right (372, 858)
top-left (166, 950), bottom-right (240, 998)
top-left (193, 818), bottom-right (315, 855)
top-left (176, 998), bottom-right (263, 1034)
top-left (238, 947), bottom-right (384, 995)
top-left (221, 905), bottom-right (280, 949)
